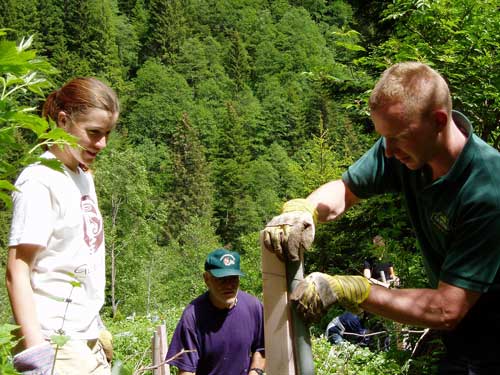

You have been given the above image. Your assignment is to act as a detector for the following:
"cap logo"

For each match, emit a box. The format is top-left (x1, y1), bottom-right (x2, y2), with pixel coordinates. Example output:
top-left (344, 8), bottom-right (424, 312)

top-left (220, 254), bottom-right (236, 267)
top-left (430, 211), bottom-right (450, 233)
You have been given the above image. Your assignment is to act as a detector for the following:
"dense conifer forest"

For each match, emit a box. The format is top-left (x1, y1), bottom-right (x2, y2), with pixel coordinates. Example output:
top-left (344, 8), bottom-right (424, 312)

top-left (0, 0), bottom-right (498, 373)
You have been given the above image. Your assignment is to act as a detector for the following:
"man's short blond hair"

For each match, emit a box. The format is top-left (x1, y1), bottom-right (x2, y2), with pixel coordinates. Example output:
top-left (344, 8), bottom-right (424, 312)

top-left (369, 62), bottom-right (452, 121)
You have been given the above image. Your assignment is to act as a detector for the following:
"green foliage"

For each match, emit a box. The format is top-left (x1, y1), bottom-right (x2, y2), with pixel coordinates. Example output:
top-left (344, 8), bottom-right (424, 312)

top-left (0, 33), bottom-right (71, 206)
top-left (50, 334), bottom-right (69, 347)
top-left (143, 0), bottom-right (190, 64)
top-left (165, 113), bottom-right (215, 241)
top-left (105, 309), bottom-right (184, 374)
top-left (95, 138), bottom-right (162, 317)
top-left (292, 118), bottom-right (345, 193)
top-left (1, 1), bottom-right (498, 372)
top-left (57, 0), bottom-right (124, 85)
top-left (238, 231), bottom-right (265, 298)
top-left (227, 31), bottom-right (251, 92)
top-left (269, 7), bottom-right (332, 74)
top-left (113, 13), bottom-right (141, 78)
top-left (35, 0), bottom-right (66, 63)
top-left (254, 75), bottom-right (312, 151)
top-left (123, 60), bottom-right (194, 143)
top-left (368, 0), bottom-right (500, 146)
top-left (312, 329), bottom-right (442, 375)
top-left (163, 217), bottom-right (219, 306)
top-left (312, 336), bottom-right (403, 375)
top-left (0, 324), bottom-right (19, 375)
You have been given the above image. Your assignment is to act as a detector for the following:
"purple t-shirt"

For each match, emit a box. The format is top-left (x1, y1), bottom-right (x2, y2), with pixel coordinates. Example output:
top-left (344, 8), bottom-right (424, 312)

top-left (166, 290), bottom-right (265, 375)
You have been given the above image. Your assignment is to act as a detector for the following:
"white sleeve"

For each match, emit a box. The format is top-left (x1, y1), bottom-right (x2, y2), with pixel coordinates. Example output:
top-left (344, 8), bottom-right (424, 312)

top-left (9, 179), bottom-right (54, 247)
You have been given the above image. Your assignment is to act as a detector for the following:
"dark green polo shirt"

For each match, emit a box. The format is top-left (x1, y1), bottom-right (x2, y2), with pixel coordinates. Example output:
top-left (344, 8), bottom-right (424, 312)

top-left (342, 111), bottom-right (500, 293)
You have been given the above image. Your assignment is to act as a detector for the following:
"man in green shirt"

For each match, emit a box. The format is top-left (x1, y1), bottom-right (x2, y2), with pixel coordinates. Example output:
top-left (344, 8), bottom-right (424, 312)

top-left (262, 62), bottom-right (500, 374)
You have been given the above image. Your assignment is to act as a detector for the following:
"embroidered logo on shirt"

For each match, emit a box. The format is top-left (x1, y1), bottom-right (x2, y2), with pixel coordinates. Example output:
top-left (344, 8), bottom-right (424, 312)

top-left (81, 195), bottom-right (103, 253)
top-left (430, 211), bottom-right (450, 233)
top-left (220, 254), bottom-right (236, 267)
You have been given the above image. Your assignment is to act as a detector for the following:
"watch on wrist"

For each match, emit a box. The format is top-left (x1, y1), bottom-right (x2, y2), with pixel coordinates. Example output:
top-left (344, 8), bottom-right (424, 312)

top-left (250, 368), bottom-right (264, 375)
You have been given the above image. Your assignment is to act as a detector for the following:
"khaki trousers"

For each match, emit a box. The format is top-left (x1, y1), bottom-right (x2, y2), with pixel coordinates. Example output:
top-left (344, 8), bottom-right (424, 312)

top-left (52, 339), bottom-right (111, 375)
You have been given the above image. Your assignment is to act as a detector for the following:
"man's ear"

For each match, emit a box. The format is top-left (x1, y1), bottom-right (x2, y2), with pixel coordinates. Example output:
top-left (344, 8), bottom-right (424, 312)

top-left (203, 271), bottom-right (209, 285)
top-left (434, 109), bottom-right (449, 132)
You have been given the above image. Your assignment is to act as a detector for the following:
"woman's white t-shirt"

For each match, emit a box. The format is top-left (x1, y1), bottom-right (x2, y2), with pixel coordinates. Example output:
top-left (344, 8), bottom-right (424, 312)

top-left (9, 151), bottom-right (105, 339)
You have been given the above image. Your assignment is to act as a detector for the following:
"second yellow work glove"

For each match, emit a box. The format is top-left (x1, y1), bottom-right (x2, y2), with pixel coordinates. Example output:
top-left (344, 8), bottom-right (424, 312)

top-left (290, 272), bottom-right (371, 323)
top-left (98, 329), bottom-right (113, 363)
top-left (260, 198), bottom-right (318, 262)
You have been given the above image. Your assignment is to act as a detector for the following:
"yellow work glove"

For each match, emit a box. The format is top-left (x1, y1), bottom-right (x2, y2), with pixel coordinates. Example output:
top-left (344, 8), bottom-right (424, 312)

top-left (290, 272), bottom-right (371, 323)
top-left (260, 198), bottom-right (318, 262)
top-left (98, 329), bottom-right (113, 363)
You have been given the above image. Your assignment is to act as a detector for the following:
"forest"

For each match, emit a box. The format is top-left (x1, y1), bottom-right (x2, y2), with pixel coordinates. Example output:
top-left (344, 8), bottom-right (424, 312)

top-left (0, 0), bottom-right (499, 373)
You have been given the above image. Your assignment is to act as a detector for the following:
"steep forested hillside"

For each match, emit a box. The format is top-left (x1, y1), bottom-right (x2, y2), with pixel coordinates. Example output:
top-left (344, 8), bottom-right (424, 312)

top-left (1, 0), bottom-right (498, 373)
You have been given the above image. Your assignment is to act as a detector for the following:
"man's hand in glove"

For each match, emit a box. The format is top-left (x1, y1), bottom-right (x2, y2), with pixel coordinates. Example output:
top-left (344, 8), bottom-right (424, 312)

top-left (290, 272), bottom-right (371, 323)
top-left (260, 198), bottom-right (318, 262)
top-left (13, 341), bottom-right (58, 375)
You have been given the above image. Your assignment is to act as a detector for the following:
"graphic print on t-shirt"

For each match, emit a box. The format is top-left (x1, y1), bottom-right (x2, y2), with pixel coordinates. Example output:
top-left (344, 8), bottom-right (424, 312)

top-left (81, 195), bottom-right (103, 253)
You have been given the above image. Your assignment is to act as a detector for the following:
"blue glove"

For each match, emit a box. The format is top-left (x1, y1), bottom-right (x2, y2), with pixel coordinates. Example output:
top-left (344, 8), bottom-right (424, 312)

top-left (13, 341), bottom-right (58, 375)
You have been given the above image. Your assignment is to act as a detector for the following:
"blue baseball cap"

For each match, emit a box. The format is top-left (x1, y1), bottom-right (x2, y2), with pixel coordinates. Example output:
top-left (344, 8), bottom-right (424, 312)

top-left (204, 248), bottom-right (245, 278)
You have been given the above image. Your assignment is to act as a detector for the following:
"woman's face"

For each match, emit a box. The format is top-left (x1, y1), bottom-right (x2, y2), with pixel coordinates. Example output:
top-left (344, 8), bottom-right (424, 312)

top-left (58, 108), bottom-right (118, 170)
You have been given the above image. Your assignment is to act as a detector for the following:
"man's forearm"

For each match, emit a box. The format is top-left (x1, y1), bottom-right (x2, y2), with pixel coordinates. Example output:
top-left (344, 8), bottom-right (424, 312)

top-left (248, 350), bottom-right (265, 374)
top-left (307, 180), bottom-right (360, 223)
top-left (361, 282), bottom-right (480, 330)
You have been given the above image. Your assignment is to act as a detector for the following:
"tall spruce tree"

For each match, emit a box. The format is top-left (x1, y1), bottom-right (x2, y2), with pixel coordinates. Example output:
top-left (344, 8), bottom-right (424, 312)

top-left (166, 113), bottom-right (215, 242)
top-left (0, 0), bottom-right (17, 33)
top-left (87, 0), bottom-right (123, 85)
top-left (227, 30), bottom-right (251, 92)
top-left (59, 0), bottom-right (123, 85)
top-left (1, 0), bottom-right (39, 40)
top-left (143, 0), bottom-right (190, 64)
top-left (36, 0), bottom-right (67, 83)
top-left (213, 102), bottom-right (252, 244)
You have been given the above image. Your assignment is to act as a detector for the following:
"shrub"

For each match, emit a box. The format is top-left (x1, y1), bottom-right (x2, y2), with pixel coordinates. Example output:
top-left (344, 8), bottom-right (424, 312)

top-left (0, 324), bottom-right (19, 375)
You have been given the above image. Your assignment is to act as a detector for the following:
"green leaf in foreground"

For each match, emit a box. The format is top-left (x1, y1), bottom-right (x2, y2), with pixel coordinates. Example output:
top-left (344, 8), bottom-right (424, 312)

top-left (50, 334), bottom-right (70, 347)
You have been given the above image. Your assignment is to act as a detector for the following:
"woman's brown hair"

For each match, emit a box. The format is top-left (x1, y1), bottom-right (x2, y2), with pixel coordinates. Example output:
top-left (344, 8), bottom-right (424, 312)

top-left (42, 77), bottom-right (119, 123)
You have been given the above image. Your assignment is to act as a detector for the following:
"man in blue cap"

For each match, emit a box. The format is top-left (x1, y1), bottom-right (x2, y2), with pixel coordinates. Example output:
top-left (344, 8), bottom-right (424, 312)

top-left (166, 248), bottom-right (265, 375)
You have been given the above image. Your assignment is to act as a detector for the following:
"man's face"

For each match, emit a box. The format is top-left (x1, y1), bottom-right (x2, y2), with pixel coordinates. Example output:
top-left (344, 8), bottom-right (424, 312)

top-left (372, 103), bottom-right (439, 170)
top-left (204, 272), bottom-right (240, 309)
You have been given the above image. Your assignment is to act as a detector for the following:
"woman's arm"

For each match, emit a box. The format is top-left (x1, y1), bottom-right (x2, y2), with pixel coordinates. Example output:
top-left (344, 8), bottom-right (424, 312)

top-left (6, 244), bottom-right (45, 349)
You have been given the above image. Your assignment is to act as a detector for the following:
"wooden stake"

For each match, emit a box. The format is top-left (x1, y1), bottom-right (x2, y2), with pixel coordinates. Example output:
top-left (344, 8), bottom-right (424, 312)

top-left (152, 330), bottom-right (160, 375)
top-left (262, 247), bottom-right (296, 375)
top-left (152, 324), bottom-right (170, 375)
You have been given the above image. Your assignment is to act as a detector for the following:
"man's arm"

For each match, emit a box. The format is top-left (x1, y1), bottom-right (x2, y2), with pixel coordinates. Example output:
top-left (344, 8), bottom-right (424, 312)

top-left (362, 281), bottom-right (481, 329)
top-left (291, 272), bottom-right (481, 328)
top-left (307, 180), bottom-right (360, 223)
top-left (248, 350), bottom-right (265, 375)
top-left (6, 244), bottom-right (45, 349)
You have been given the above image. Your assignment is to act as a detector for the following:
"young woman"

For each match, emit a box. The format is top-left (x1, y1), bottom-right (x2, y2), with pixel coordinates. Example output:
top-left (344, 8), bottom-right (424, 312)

top-left (6, 77), bottom-right (119, 375)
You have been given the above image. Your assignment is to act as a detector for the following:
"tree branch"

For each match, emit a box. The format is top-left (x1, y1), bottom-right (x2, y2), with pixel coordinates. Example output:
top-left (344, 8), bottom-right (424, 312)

top-left (133, 349), bottom-right (196, 375)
